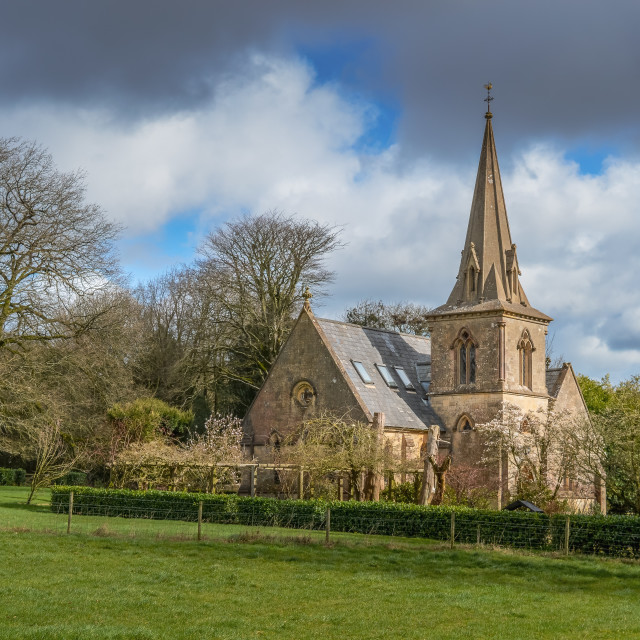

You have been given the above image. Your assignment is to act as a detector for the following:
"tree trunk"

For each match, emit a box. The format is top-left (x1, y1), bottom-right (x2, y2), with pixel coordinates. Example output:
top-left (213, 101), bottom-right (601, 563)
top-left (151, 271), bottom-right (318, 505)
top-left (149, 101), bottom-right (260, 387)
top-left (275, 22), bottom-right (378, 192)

top-left (419, 426), bottom-right (440, 505)
top-left (371, 412), bottom-right (385, 501)
top-left (429, 454), bottom-right (452, 506)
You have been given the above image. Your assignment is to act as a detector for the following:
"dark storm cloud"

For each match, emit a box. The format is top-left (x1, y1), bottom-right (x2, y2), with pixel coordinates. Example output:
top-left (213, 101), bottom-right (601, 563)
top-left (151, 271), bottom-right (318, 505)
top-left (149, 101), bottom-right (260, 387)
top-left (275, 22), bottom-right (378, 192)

top-left (2, 0), bottom-right (639, 156)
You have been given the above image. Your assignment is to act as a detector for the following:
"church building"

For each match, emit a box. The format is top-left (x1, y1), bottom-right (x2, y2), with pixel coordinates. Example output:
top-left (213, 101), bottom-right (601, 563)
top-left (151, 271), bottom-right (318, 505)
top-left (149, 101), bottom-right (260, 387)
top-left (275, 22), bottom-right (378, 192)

top-left (243, 101), bottom-right (604, 511)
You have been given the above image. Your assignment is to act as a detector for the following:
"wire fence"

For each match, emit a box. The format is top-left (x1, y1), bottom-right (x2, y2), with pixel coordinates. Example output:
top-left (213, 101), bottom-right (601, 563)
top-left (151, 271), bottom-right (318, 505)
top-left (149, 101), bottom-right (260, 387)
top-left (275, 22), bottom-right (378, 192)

top-left (40, 490), bottom-right (640, 558)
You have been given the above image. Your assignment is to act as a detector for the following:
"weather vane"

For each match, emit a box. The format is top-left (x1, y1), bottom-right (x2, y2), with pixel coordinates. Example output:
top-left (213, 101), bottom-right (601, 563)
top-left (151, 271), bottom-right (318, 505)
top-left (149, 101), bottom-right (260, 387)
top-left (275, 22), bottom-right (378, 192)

top-left (484, 82), bottom-right (493, 118)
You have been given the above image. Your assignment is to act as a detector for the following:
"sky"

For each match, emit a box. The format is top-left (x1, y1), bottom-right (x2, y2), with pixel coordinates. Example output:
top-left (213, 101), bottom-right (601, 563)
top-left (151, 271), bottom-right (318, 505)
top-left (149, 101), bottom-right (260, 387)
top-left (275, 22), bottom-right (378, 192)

top-left (1, 0), bottom-right (640, 382)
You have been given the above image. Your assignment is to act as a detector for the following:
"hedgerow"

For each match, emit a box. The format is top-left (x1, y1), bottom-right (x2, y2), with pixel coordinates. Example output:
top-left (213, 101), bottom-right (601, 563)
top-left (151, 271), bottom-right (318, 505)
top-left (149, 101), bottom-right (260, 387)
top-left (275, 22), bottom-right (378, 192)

top-left (0, 467), bottom-right (26, 486)
top-left (50, 486), bottom-right (640, 557)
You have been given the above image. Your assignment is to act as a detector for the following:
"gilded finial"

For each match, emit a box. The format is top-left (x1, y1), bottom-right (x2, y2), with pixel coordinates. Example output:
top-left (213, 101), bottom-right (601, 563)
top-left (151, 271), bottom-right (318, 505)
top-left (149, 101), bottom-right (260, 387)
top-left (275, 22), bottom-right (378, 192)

top-left (484, 82), bottom-right (493, 119)
top-left (302, 286), bottom-right (313, 310)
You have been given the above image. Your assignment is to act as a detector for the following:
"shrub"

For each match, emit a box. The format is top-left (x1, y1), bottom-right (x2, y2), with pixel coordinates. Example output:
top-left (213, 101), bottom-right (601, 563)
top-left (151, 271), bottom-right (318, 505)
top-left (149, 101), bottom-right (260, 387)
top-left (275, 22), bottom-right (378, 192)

top-left (382, 481), bottom-right (419, 504)
top-left (54, 471), bottom-right (87, 486)
top-left (0, 467), bottom-right (27, 486)
top-left (107, 397), bottom-right (193, 442)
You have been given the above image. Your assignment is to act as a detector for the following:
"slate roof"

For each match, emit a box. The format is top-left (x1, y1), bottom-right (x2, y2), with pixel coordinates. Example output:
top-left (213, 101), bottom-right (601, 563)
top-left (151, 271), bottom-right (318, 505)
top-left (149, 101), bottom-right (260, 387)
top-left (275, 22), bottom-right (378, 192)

top-left (545, 367), bottom-right (564, 398)
top-left (315, 317), bottom-right (442, 430)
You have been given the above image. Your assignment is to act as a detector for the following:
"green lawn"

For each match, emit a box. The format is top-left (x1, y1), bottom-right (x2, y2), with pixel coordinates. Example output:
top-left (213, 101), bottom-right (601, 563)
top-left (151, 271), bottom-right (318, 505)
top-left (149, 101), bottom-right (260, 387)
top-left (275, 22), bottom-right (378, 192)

top-left (1, 487), bottom-right (640, 639)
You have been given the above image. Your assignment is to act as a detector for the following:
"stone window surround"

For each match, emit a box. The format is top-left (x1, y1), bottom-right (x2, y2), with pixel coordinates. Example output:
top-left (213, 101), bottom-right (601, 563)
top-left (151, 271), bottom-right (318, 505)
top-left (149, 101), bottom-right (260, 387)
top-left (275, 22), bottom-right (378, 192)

top-left (517, 329), bottom-right (535, 390)
top-left (451, 327), bottom-right (478, 387)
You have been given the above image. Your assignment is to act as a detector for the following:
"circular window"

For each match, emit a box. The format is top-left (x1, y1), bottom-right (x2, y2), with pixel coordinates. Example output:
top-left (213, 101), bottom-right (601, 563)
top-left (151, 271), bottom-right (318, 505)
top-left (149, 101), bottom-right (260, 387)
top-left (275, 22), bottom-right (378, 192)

top-left (292, 381), bottom-right (316, 408)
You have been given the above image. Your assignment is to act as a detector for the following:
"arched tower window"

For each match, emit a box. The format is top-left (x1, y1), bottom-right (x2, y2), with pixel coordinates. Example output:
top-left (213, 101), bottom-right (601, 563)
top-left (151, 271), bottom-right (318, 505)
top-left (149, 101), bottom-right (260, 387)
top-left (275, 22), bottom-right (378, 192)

top-left (453, 329), bottom-right (477, 386)
top-left (455, 414), bottom-right (474, 432)
top-left (517, 330), bottom-right (534, 390)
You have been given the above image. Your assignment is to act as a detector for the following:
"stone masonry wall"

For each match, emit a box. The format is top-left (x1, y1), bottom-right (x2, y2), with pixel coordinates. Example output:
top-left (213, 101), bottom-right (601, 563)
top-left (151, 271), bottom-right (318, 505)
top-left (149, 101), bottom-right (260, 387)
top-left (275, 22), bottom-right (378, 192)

top-left (428, 312), bottom-right (549, 396)
top-left (243, 310), bottom-right (369, 462)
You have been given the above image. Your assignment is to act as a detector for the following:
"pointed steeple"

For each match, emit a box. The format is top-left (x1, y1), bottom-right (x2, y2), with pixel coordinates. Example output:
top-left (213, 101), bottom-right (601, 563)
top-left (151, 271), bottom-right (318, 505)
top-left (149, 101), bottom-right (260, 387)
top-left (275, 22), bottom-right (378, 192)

top-left (437, 107), bottom-right (553, 322)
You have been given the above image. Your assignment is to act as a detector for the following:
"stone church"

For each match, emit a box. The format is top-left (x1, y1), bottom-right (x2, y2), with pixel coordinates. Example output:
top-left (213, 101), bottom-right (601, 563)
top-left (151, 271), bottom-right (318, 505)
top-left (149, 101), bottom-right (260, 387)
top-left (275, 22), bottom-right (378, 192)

top-left (243, 105), bottom-right (605, 511)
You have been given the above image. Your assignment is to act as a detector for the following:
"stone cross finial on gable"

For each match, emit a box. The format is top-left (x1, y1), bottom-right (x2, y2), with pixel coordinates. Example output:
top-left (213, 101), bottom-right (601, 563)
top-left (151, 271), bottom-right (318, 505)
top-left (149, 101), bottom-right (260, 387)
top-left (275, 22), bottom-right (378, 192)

top-left (302, 286), bottom-right (313, 310)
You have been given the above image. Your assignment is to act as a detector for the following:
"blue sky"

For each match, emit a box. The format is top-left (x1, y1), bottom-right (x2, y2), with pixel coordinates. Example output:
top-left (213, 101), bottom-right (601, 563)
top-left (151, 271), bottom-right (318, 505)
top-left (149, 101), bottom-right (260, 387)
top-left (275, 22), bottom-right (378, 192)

top-left (1, 1), bottom-right (640, 382)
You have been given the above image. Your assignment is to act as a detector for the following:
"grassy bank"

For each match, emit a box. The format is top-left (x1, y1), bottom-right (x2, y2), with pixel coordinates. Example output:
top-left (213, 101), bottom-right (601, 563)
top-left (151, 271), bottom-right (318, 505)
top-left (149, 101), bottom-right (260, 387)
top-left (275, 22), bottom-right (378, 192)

top-left (1, 487), bottom-right (640, 639)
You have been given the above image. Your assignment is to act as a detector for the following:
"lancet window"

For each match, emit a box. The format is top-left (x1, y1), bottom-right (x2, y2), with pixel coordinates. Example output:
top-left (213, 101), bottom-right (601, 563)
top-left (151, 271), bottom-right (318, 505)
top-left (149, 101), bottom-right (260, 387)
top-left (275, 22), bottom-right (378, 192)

top-left (455, 415), bottom-right (474, 432)
top-left (454, 329), bottom-right (477, 386)
top-left (518, 330), bottom-right (534, 390)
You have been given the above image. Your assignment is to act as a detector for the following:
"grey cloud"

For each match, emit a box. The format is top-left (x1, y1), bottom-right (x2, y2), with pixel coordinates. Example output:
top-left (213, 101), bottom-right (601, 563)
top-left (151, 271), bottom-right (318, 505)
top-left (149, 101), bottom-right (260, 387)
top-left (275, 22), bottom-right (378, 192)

top-left (2, 1), bottom-right (640, 157)
top-left (606, 334), bottom-right (640, 352)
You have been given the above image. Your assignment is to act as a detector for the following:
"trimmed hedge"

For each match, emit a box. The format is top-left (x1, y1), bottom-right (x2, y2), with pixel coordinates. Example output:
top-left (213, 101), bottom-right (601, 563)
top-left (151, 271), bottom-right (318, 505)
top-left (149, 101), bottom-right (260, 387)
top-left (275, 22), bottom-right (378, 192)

top-left (50, 486), bottom-right (640, 557)
top-left (0, 467), bottom-right (26, 486)
top-left (550, 513), bottom-right (640, 558)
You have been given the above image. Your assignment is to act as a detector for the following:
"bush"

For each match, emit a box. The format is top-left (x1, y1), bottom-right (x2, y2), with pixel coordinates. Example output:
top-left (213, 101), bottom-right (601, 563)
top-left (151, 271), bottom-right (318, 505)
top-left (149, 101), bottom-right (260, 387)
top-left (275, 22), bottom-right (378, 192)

top-left (54, 471), bottom-right (88, 486)
top-left (443, 485), bottom-right (494, 510)
top-left (14, 468), bottom-right (26, 485)
top-left (0, 468), bottom-right (13, 485)
top-left (382, 481), bottom-right (419, 504)
top-left (0, 467), bottom-right (27, 486)
top-left (107, 398), bottom-right (193, 441)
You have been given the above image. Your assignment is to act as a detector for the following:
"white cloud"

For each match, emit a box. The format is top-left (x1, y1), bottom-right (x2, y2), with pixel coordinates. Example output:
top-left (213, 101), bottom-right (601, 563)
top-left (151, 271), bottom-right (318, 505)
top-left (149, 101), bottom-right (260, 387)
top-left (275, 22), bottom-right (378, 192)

top-left (2, 53), bottom-right (640, 381)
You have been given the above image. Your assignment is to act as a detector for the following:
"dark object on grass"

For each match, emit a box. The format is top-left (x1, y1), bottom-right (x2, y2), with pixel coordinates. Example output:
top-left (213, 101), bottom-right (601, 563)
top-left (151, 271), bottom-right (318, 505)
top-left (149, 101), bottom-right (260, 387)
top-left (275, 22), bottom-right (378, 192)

top-left (504, 500), bottom-right (544, 513)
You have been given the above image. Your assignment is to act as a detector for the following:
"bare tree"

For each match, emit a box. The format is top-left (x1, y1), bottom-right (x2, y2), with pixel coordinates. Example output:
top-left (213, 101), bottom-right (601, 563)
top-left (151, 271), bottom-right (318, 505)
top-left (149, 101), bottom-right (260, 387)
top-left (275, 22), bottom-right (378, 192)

top-left (343, 299), bottom-right (431, 336)
top-left (133, 266), bottom-right (233, 419)
top-left (0, 289), bottom-right (144, 467)
top-left (27, 420), bottom-right (82, 504)
top-left (277, 414), bottom-right (398, 501)
top-left (0, 138), bottom-right (121, 350)
top-left (198, 211), bottom-right (343, 393)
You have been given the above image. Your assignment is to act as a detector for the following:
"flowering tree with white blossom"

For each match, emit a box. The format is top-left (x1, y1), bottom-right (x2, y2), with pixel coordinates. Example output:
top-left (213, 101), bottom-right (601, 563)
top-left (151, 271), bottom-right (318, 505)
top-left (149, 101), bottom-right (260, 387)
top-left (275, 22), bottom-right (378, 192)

top-left (479, 403), bottom-right (594, 509)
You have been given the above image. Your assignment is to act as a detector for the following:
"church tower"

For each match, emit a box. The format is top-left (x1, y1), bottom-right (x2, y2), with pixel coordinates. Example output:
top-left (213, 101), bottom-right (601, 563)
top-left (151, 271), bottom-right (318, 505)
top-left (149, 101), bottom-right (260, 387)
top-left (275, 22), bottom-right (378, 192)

top-left (426, 91), bottom-right (552, 467)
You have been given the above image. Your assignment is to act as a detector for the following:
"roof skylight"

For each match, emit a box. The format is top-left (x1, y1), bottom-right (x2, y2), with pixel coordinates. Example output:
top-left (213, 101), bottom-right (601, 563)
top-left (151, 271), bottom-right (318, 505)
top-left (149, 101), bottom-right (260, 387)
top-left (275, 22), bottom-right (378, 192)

top-left (352, 360), bottom-right (373, 384)
top-left (416, 362), bottom-right (431, 393)
top-left (394, 367), bottom-right (415, 390)
top-left (376, 364), bottom-right (398, 388)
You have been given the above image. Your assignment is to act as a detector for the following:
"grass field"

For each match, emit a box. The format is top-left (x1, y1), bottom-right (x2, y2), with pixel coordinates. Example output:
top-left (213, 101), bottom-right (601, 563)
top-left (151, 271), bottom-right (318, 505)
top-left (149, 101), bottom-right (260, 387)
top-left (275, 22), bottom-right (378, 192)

top-left (1, 487), bottom-right (640, 639)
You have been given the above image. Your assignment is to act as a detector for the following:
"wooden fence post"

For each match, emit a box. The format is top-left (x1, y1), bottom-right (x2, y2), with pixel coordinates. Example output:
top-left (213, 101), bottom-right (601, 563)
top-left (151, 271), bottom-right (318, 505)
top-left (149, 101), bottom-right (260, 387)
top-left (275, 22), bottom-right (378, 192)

top-left (197, 501), bottom-right (203, 541)
top-left (564, 516), bottom-right (570, 556)
top-left (67, 491), bottom-right (74, 535)
top-left (298, 468), bottom-right (304, 500)
top-left (477, 523), bottom-right (481, 546)
top-left (325, 507), bottom-right (331, 544)
top-left (250, 466), bottom-right (257, 498)
top-left (450, 511), bottom-right (455, 549)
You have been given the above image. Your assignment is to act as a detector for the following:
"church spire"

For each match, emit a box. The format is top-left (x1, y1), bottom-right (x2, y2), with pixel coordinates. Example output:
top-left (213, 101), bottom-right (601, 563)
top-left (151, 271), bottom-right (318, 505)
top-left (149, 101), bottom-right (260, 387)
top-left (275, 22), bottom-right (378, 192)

top-left (445, 96), bottom-right (530, 309)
